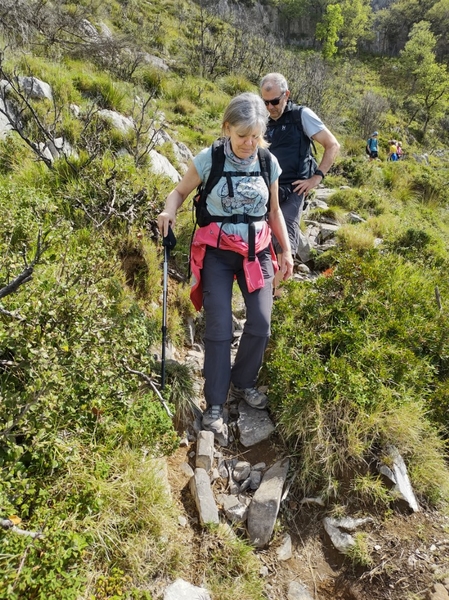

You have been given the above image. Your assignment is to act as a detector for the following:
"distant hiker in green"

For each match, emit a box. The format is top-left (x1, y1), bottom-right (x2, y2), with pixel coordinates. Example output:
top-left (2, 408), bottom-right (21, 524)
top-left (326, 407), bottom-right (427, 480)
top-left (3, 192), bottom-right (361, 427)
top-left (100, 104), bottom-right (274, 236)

top-left (366, 131), bottom-right (379, 160)
top-left (157, 93), bottom-right (293, 445)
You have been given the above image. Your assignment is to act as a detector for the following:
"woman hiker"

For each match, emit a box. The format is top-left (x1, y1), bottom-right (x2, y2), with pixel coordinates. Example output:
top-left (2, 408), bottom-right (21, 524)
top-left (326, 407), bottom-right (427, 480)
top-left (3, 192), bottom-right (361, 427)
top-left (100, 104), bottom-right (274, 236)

top-left (157, 92), bottom-right (293, 443)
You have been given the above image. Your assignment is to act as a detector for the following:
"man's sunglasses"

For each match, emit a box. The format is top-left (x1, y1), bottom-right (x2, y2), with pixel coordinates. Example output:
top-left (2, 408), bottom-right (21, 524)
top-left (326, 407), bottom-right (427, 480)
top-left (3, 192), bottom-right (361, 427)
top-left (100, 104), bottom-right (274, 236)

top-left (263, 93), bottom-right (285, 107)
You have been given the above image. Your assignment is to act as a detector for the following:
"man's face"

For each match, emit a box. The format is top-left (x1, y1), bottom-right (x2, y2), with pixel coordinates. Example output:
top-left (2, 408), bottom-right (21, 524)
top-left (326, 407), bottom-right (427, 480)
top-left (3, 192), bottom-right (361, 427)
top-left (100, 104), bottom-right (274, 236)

top-left (261, 85), bottom-right (289, 121)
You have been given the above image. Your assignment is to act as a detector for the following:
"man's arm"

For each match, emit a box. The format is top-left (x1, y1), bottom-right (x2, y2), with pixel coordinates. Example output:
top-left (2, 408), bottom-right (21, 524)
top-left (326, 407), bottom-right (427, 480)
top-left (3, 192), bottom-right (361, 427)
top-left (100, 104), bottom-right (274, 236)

top-left (267, 181), bottom-right (294, 281)
top-left (292, 127), bottom-right (340, 197)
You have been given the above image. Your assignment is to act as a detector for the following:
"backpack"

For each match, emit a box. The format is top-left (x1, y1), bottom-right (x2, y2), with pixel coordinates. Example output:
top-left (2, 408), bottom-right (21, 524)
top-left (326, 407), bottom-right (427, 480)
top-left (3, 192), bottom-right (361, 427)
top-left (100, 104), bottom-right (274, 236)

top-left (193, 138), bottom-right (272, 228)
top-left (366, 144), bottom-right (371, 155)
top-left (268, 104), bottom-right (318, 180)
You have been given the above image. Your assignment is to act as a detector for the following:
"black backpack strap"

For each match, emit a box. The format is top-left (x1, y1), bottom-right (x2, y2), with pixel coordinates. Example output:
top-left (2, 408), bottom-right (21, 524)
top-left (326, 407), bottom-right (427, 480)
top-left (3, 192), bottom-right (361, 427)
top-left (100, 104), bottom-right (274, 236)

top-left (290, 104), bottom-right (317, 156)
top-left (290, 104), bottom-right (304, 128)
top-left (257, 147), bottom-right (272, 211)
top-left (203, 139), bottom-right (226, 199)
top-left (193, 139), bottom-right (226, 228)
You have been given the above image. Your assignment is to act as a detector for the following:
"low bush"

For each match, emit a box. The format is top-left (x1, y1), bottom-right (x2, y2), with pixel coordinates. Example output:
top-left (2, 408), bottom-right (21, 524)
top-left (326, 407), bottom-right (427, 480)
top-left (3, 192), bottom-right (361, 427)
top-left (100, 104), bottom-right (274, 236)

top-left (327, 187), bottom-right (389, 216)
top-left (0, 177), bottom-right (182, 596)
top-left (264, 249), bottom-right (449, 505)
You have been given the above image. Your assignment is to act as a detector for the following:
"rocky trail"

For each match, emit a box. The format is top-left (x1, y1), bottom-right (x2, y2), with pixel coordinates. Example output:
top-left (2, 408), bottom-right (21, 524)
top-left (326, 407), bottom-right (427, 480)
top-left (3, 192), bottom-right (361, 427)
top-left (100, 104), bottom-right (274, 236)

top-left (160, 187), bottom-right (449, 600)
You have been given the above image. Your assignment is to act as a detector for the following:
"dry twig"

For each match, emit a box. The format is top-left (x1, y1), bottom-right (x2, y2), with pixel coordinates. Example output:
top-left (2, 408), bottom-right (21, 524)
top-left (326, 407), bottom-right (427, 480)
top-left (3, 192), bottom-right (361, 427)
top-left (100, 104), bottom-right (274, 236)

top-left (123, 363), bottom-right (173, 417)
top-left (0, 518), bottom-right (44, 539)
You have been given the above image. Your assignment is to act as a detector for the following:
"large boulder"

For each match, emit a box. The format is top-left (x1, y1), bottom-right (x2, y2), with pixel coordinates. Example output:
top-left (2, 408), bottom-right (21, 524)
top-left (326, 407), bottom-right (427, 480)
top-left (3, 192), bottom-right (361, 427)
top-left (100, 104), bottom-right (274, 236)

top-left (18, 76), bottom-right (53, 101)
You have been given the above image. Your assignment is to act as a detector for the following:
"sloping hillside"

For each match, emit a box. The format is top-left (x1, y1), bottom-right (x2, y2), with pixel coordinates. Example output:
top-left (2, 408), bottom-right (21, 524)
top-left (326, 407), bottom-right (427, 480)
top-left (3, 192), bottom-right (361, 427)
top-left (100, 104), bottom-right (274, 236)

top-left (1, 1), bottom-right (449, 599)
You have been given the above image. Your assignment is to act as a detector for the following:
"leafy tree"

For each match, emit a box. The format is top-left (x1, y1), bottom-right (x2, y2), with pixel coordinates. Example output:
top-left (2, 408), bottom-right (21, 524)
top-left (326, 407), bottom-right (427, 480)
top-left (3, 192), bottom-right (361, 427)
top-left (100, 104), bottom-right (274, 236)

top-left (338, 0), bottom-right (373, 54)
top-left (314, 0), bottom-right (373, 56)
top-left (426, 0), bottom-right (449, 59)
top-left (316, 3), bottom-right (343, 59)
top-left (375, 0), bottom-right (438, 55)
top-left (398, 20), bottom-right (449, 137)
top-left (272, 0), bottom-right (316, 19)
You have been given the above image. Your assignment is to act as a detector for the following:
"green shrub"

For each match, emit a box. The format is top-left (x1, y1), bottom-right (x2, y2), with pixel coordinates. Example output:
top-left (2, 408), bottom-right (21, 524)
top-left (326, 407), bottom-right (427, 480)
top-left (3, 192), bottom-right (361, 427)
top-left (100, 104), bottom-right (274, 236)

top-left (0, 134), bottom-right (35, 174)
top-left (138, 66), bottom-right (166, 94)
top-left (205, 525), bottom-right (265, 600)
top-left (328, 187), bottom-right (389, 216)
top-left (218, 74), bottom-right (255, 96)
top-left (0, 524), bottom-right (88, 600)
top-left (336, 223), bottom-right (377, 252)
top-left (332, 157), bottom-right (371, 186)
top-left (173, 98), bottom-right (197, 115)
top-left (73, 72), bottom-right (128, 111)
top-left (408, 166), bottom-right (449, 206)
top-left (264, 250), bottom-right (449, 505)
top-left (387, 227), bottom-right (449, 267)
top-left (342, 135), bottom-right (365, 157)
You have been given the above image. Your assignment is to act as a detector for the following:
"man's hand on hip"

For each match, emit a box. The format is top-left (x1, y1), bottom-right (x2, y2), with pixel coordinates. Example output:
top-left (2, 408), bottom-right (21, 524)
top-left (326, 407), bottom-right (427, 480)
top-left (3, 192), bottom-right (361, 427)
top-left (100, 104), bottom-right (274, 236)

top-left (292, 174), bottom-right (323, 197)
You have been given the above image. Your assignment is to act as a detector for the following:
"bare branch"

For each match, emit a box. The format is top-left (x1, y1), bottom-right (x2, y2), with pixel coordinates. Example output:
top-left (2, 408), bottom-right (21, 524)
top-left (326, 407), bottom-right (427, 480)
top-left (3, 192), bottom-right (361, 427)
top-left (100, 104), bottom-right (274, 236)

top-left (0, 229), bottom-right (49, 300)
top-left (0, 392), bottom-right (42, 438)
top-left (123, 364), bottom-right (173, 418)
top-left (435, 285), bottom-right (443, 311)
top-left (0, 519), bottom-right (44, 539)
top-left (0, 54), bottom-right (60, 169)
top-left (0, 304), bottom-right (25, 319)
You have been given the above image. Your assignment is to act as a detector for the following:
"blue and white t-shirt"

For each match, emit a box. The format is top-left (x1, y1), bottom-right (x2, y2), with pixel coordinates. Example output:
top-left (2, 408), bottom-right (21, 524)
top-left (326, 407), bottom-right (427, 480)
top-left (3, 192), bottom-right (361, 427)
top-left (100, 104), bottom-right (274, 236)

top-left (193, 146), bottom-right (282, 243)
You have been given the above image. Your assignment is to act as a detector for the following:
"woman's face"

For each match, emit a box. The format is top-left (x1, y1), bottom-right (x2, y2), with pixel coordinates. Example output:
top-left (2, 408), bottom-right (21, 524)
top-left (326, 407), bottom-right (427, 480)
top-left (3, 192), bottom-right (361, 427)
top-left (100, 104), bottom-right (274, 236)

top-left (226, 124), bottom-right (262, 159)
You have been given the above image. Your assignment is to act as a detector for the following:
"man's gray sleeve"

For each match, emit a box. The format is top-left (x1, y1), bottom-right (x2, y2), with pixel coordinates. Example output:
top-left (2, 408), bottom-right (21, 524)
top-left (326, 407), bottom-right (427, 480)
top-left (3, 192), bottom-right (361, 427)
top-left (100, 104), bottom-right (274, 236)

top-left (301, 106), bottom-right (326, 139)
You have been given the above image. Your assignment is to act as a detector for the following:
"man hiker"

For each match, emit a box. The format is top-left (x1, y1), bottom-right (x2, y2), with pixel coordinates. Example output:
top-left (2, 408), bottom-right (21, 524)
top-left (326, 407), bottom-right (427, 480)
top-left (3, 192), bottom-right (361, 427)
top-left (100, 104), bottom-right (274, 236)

top-left (260, 73), bottom-right (340, 295)
top-left (366, 131), bottom-right (379, 161)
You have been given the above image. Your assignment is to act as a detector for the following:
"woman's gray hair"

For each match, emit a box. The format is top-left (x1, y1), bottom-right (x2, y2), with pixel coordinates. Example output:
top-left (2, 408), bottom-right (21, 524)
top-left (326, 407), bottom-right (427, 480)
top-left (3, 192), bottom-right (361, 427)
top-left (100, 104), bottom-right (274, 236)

top-left (221, 92), bottom-right (269, 149)
top-left (260, 73), bottom-right (289, 94)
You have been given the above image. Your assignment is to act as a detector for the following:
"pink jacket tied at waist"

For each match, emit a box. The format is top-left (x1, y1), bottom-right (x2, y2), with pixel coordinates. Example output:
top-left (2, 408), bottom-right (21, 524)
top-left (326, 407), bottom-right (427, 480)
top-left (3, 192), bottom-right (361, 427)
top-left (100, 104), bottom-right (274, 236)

top-left (189, 222), bottom-right (278, 311)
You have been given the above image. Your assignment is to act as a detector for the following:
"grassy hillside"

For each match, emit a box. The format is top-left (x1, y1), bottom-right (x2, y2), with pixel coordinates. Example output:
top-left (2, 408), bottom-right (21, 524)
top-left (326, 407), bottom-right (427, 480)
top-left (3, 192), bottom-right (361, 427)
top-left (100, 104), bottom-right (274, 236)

top-left (1, 0), bottom-right (449, 598)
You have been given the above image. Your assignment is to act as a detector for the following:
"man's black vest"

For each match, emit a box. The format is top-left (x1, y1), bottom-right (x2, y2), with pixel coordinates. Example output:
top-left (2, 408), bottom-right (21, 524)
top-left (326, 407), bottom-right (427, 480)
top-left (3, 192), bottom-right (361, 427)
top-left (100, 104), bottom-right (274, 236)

top-left (265, 101), bottom-right (316, 186)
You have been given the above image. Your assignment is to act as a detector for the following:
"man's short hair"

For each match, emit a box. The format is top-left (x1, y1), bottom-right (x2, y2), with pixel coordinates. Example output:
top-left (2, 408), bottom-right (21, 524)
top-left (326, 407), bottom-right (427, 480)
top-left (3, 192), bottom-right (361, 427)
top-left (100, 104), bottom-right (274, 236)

top-left (260, 73), bottom-right (288, 94)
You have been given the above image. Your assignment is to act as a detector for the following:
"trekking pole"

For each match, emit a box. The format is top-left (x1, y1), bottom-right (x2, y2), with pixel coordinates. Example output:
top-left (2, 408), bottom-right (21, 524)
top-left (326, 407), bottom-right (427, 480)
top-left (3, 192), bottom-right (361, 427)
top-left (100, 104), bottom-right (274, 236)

top-left (161, 226), bottom-right (176, 390)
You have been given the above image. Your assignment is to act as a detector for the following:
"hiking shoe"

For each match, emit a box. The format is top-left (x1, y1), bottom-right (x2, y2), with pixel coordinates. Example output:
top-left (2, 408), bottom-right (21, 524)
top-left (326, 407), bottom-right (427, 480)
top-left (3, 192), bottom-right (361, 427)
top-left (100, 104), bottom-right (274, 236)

top-left (228, 382), bottom-right (268, 410)
top-left (202, 404), bottom-right (227, 435)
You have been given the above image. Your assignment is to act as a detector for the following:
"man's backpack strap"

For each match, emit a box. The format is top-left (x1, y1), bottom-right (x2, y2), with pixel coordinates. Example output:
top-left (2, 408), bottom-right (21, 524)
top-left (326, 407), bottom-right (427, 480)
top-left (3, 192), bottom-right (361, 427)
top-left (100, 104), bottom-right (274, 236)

top-left (289, 103), bottom-right (319, 179)
top-left (290, 104), bottom-right (304, 127)
top-left (290, 105), bottom-right (317, 156)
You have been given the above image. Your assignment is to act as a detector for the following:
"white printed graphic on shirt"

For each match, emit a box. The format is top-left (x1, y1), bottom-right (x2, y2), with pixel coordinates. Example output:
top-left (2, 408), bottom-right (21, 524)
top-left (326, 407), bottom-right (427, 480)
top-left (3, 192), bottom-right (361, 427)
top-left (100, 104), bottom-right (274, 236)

top-left (218, 176), bottom-right (267, 215)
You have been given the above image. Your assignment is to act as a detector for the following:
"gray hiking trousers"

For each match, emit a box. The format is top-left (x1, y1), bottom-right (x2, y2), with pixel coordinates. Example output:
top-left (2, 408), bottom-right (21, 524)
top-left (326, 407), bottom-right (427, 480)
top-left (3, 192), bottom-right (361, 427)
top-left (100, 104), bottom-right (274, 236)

top-left (201, 244), bottom-right (274, 407)
top-left (272, 187), bottom-right (305, 256)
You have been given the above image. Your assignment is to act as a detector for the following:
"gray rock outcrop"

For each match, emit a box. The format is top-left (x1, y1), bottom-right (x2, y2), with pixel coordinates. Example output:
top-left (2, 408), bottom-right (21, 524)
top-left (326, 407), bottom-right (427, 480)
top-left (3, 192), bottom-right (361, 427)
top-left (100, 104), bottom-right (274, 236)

top-left (323, 516), bottom-right (374, 554)
top-left (379, 445), bottom-right (420, 512)
top-left (237, 401), bottom-right (275, 447)
top-left (18, 76), bottom-right (53, 101)
top-left (247, 458), bottom-right (289, 548)
top-left (164, 578), bottom-right (211, 600)
top-left (287, 581), bottom-right (314, 600)
top-left (190, 468), bottom-right (219, 525)
top-left (98, 109), bottom-right (134, 133)
top-left (149, 149), bottom-right (182, 183)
